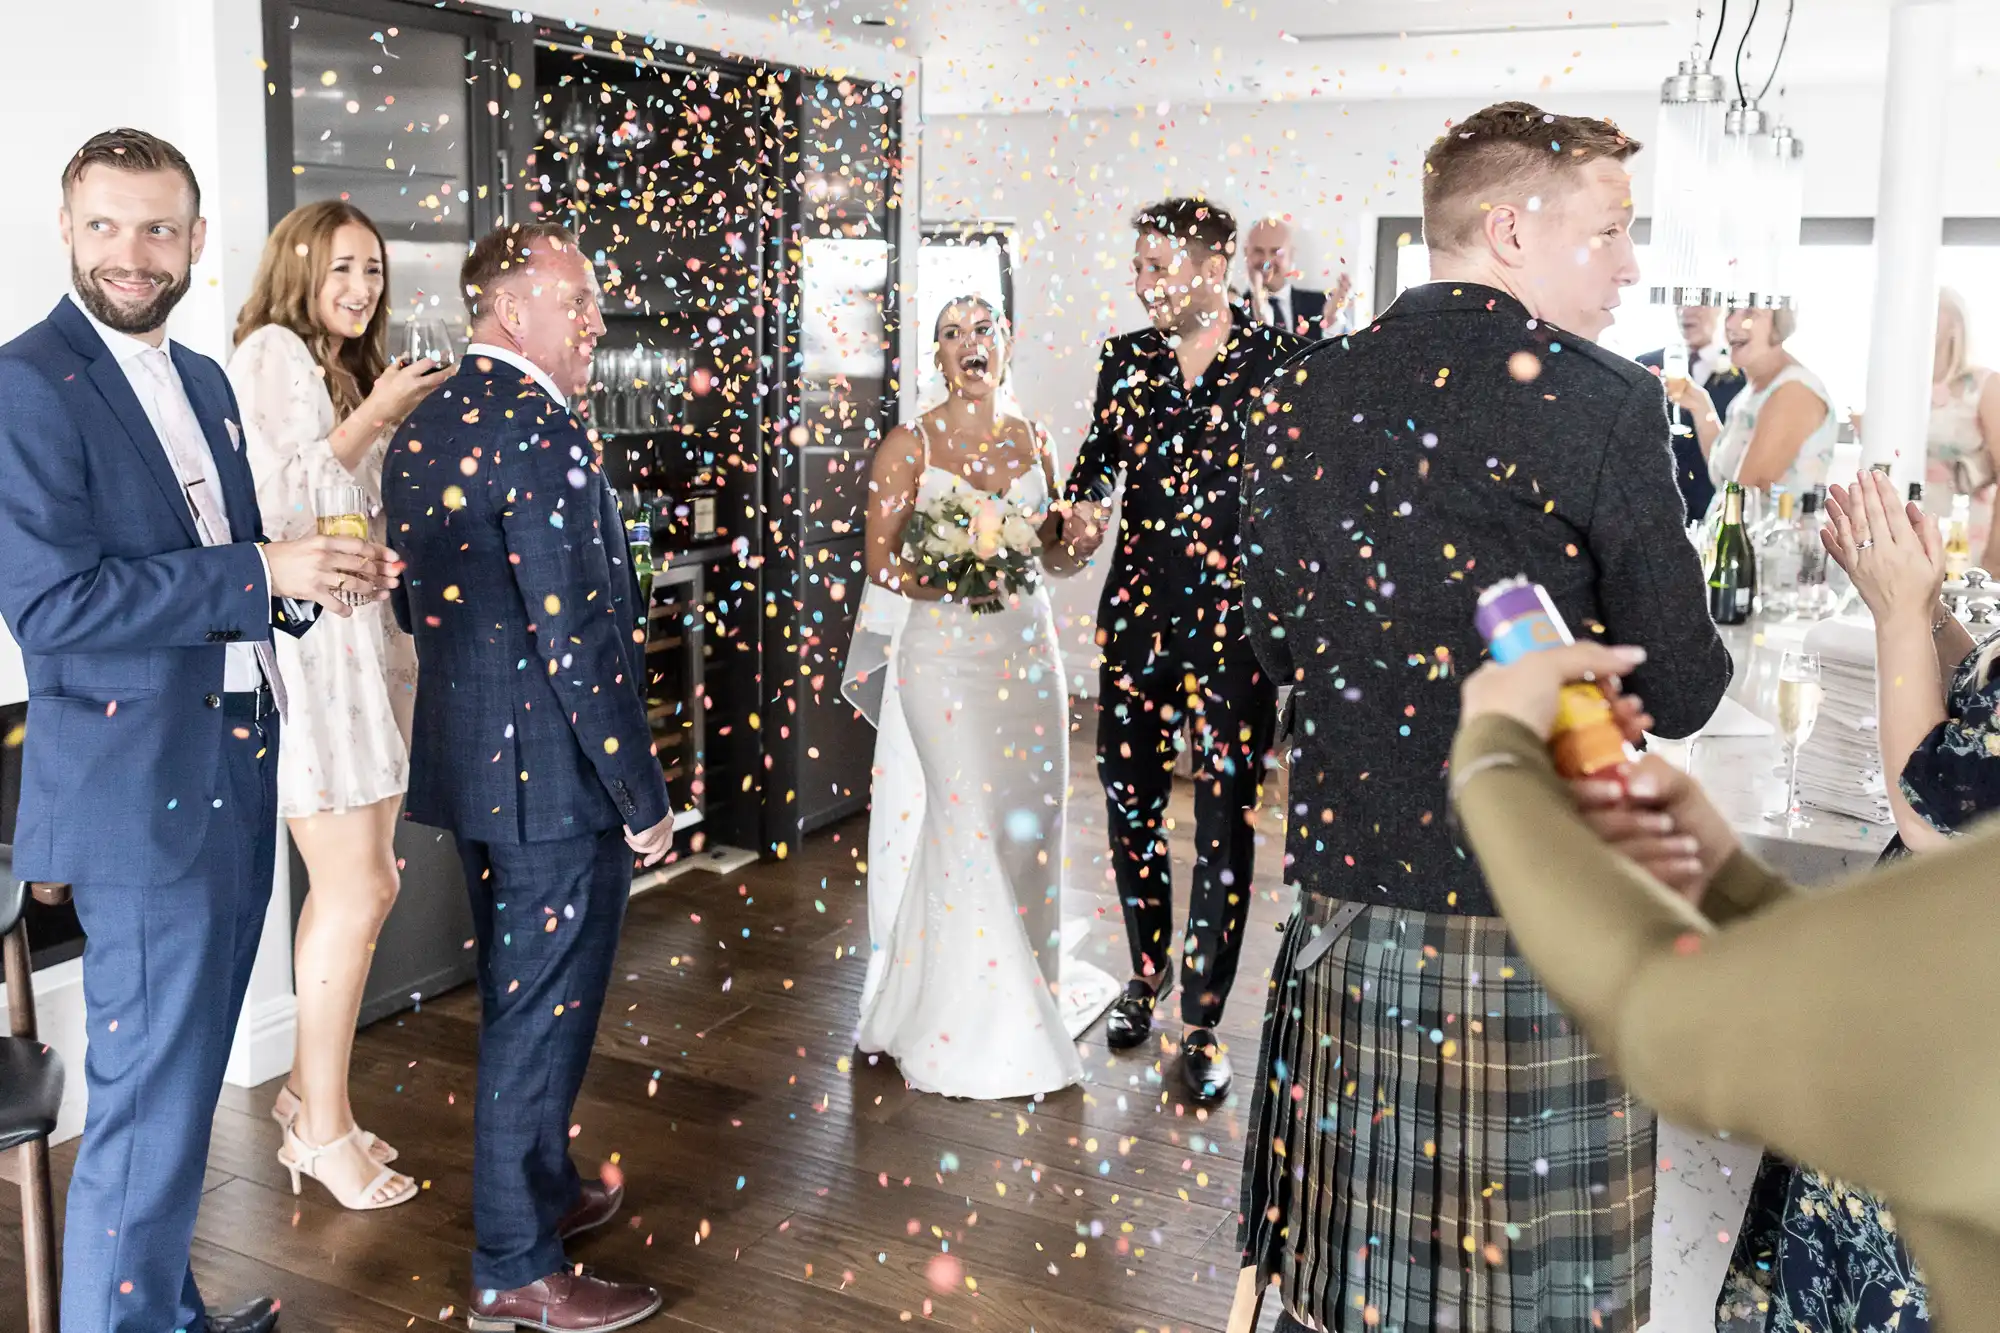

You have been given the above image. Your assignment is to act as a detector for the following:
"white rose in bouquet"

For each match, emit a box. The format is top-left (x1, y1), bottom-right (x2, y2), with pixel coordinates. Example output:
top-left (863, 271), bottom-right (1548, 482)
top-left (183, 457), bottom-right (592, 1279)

top-left (1000, 511), bottom-right (1040, 554)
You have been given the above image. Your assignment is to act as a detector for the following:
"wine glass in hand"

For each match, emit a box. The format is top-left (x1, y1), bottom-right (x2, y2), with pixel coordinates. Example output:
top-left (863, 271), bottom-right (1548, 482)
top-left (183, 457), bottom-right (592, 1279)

top-left (313, 482), bottom-right (371, 607)
top-left (405, 315), bottom-right (459, 374)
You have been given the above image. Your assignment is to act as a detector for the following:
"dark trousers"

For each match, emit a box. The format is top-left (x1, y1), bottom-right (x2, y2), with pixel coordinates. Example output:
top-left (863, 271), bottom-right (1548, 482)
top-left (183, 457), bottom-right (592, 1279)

top-left (456, 825), bottom-right (632, 1291)
top-left (62, 714), bottom-right (278, 1333)
top-left (1096, 587), bottom-right (1276, 1028)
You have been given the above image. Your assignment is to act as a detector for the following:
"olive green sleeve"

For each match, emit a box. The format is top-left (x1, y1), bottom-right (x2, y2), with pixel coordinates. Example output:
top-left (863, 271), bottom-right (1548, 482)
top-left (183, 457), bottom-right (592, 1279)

top-left (1449, 712), bottom-right (2000, 1219)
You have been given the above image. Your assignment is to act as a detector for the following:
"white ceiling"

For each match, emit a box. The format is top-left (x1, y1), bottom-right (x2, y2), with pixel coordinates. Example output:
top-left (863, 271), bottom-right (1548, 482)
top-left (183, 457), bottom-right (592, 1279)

top-left (672, 0), bottom-right (2000, 113)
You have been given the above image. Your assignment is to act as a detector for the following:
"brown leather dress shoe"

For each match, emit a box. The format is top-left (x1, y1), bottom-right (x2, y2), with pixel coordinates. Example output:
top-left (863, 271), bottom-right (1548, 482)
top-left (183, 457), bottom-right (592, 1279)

top-left (558, 1177), bottom-right (625, 1240)
top-left (467, 1270), bottom-right (661, 1332)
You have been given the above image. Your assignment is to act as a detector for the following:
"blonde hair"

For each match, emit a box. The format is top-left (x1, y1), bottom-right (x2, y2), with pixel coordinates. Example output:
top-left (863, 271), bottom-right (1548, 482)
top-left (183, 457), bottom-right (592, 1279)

top-left (1771, 307), bottom-right (1798, 343)
top-left (234, 200), bottom-right (390, 418)
top-left (1938, 288), bottom-right (1971, 385)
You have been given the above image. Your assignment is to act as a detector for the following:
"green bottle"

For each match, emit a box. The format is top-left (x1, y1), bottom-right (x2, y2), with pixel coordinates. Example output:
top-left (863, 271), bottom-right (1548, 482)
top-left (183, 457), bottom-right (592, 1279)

top-left (1708, 482), bottom-right (1755, 625)
top-left (628, 493), bottom-right (656, 609)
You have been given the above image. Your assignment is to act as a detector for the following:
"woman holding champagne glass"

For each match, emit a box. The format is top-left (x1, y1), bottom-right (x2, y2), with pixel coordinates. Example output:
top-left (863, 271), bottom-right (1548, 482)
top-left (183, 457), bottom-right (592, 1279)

top-left (1668, 307), bottom-right (1837, 525)
top-left (229, 200), bottom-right (449, 1210)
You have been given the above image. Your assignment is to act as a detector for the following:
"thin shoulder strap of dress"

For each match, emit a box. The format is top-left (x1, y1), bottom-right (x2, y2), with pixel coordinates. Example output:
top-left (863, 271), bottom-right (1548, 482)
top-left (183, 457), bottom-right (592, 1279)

top-left (911, 414), bottom-right (932, 471)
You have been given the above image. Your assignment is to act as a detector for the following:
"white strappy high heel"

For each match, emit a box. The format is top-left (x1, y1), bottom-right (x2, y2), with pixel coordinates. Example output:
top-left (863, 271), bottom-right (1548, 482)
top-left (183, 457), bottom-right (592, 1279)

top-left (270, 1082), bottom-right (398, 1165)
top-left (278, 1121), bottom-right (418, 1211)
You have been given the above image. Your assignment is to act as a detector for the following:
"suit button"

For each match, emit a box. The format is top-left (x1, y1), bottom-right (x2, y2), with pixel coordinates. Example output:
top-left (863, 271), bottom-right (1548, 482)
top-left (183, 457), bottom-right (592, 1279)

top-left (205, 631), bottom-right (222, 643)
top-left (204, 694), bottom-right (221, 709)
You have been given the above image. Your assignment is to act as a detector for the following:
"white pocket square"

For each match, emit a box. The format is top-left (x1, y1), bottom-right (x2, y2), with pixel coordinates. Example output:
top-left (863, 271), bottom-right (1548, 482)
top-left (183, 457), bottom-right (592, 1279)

top-left (225, 418), bottom-right (241, 449)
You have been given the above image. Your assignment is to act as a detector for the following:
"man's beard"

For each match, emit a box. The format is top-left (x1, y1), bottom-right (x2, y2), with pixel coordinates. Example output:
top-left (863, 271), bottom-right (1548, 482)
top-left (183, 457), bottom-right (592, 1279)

top-left (71, 259), bottom-right (192, 336)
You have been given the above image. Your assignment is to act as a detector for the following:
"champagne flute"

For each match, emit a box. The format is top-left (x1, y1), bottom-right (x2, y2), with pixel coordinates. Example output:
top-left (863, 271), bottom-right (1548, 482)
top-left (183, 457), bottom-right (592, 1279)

top-left (313, 481), bottom-right (371, 608)
top-left (405, 315), bottom-right (459, 373)
top-left (1766, 650), bottom-right (1822, 828)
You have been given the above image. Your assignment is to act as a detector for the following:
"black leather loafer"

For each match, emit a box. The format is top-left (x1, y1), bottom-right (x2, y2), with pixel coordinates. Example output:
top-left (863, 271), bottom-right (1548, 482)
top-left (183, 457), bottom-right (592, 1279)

top-left (207, 1296), bottom-right (281, 1333)
top-left (1181, 1027), bottom-right (1232, 1101)
top-left (1104, 975), bottom-right (1173, 1050)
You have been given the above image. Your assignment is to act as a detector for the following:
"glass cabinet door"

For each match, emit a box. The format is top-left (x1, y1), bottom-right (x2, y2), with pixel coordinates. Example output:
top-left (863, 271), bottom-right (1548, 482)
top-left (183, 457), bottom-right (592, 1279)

top-left (282, 6), bottom-right (490, 343)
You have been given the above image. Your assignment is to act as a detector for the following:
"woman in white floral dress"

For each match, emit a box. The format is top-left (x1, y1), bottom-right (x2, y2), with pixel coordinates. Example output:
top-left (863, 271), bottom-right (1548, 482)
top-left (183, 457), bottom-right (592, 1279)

top-left (230, 200), bottom-right (448, 1209)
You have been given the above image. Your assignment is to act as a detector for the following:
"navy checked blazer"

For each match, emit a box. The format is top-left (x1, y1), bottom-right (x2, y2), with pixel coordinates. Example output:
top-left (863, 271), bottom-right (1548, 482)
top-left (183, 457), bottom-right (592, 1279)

top-left (385, 358), bottom-right (668, 844)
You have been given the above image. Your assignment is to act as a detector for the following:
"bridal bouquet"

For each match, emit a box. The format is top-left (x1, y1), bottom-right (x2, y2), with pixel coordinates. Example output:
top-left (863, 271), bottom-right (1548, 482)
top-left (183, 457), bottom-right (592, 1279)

top-left (902, 487), bottom-right (1044, 613)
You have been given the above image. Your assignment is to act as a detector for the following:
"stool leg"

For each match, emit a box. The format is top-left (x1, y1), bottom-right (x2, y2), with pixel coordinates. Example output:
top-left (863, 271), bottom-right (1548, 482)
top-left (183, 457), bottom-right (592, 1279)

top-left (19, 1138), bottom-right (57, 1333)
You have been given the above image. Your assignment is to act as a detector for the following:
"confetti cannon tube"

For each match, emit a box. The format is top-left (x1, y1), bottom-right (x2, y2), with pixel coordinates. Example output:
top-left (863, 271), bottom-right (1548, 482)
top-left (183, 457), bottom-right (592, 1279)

top-left (1474, 577), bottom-right (1634, 778)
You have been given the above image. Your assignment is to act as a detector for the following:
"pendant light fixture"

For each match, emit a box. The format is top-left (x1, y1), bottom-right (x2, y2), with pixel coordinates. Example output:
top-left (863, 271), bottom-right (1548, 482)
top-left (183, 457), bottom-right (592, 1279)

top-left (1648, 51), bottom-right (1730, 308)
top-left (1649, 0), bottom-right (1801, 309)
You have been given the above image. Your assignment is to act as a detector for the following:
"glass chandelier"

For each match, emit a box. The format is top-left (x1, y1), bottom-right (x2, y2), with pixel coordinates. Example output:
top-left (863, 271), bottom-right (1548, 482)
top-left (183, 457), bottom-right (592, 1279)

top-left (1650, 1), bottom-right (1802, 309)
top-left (1647, 54), bottom-right (1730, 308)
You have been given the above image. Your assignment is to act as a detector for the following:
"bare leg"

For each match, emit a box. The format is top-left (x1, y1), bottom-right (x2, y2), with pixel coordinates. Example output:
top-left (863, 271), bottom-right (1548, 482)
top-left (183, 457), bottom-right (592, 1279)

top-left (286, 796), bottom-right (412, 1205)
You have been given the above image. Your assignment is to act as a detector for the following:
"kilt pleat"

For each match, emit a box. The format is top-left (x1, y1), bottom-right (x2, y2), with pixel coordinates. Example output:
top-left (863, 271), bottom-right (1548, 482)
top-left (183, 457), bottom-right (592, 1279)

top-left (1237, 902), bottom-right (1653, 1333)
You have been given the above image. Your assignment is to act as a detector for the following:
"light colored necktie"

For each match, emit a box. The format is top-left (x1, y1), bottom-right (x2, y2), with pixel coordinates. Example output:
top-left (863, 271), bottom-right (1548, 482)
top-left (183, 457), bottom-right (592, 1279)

top-left (137, 349), bottom-right (286, 714)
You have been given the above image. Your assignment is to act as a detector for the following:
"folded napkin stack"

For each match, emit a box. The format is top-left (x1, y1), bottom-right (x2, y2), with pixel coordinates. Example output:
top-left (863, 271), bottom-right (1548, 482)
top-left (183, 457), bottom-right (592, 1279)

top-left (1793, 617), bottom-right (1892, 824)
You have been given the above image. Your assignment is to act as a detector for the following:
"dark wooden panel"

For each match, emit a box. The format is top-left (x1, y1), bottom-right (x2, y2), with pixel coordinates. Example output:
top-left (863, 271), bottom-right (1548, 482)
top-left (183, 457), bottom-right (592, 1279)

top-left (802, 443), bottom-right (872, 546)
top-left (796, 540), bottom-right (871, 829)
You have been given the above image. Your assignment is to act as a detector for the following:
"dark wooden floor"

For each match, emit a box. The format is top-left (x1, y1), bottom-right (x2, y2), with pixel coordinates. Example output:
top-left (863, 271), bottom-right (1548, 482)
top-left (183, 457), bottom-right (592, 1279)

top-left (0, 724), bottom-right (1293, 1332)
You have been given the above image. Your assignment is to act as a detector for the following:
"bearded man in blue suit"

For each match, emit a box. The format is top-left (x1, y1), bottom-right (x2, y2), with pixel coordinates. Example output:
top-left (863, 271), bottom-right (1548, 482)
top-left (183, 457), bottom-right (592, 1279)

top-left (0, 129), bottom-right (398, 1333)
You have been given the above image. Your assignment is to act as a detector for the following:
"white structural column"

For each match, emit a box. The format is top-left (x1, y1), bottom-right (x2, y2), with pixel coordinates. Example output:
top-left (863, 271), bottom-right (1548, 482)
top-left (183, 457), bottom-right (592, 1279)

top-left (1859, 0), bottom-right (1955, 488)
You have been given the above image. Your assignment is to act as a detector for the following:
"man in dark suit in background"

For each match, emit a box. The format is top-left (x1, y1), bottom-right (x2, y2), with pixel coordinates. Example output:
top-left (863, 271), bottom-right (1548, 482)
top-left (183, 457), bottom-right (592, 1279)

top-left (1241, 215), bottom-right (1353, 340)
top-left (0, 129), bottom-right (396, 1333)
top-left (385, 222), bottom-right (674, 1329)
top-left (1637, 304), bottom-right (1746, 520)
top-left (1061, 199), bottom-right (1305, 1101)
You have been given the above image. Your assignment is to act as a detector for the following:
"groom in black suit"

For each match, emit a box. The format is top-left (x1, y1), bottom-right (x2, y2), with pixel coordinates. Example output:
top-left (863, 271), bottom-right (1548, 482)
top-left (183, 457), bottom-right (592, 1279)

top-left (386, 222), bottom-right (674, 1330)
top-left (1063, 199), bottom-right (1305, 1100)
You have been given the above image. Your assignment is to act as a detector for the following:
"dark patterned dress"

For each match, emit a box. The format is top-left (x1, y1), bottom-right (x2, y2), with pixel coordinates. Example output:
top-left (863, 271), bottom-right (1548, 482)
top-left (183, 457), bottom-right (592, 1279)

top-left (1717, 634), bottom-right (2000, 1332)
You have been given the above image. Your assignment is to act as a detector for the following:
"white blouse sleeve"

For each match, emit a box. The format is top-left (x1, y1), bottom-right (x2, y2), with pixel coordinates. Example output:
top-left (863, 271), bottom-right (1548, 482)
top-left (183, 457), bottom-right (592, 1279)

top-left (228, 324), bottom-right (368, 543)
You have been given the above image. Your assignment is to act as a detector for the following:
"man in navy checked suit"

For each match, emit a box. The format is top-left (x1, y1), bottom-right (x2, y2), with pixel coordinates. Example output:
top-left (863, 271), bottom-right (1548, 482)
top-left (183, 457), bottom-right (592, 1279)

top-left (0, 130), bottom-right (398, 1333)
top-left (385, 222), bottom-right (673, 1329)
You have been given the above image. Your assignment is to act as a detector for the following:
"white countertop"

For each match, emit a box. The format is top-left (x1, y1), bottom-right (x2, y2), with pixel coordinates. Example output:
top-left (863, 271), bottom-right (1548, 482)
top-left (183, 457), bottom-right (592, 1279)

top-left (1647, 615), bottom-right (1892, 886)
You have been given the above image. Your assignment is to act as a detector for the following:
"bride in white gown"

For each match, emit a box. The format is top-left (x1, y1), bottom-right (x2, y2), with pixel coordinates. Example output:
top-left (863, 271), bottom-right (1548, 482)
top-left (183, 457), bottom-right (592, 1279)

top-left (842, 297), bottom-right (1109, 1099)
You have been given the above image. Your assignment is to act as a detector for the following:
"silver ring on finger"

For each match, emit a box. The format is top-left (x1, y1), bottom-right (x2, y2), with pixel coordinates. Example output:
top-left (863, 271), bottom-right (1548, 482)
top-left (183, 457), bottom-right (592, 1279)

top-left (1857, 539), bottom-right (1876, 550)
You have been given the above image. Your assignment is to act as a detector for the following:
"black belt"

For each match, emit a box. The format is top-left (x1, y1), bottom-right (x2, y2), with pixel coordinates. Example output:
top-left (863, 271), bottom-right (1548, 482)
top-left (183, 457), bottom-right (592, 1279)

top-left (1292, 896), bottom-right (1367, 972)
top-left (222, 684), bottom-right (276, 720)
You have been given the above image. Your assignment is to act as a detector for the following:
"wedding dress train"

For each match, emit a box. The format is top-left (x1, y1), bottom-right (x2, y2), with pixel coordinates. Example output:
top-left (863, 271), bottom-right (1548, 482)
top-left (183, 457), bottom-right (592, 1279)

top-left (844, 457), bottom-right (1104, 1099)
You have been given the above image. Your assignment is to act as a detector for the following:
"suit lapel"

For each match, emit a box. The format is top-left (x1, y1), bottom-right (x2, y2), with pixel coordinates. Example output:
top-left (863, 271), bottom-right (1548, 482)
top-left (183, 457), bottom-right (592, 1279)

top-left (83, 349), bottom-right (202, 547)
top-left (173, 346), bottom-right (258, 542)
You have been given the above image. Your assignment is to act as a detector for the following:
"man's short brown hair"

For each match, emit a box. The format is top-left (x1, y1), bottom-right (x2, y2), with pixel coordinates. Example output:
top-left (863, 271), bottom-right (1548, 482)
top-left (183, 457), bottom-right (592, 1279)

top-left (461, 221), bottom-right (582, 321)
top-left (1422, 101), bottom-right (1639, 253)
top-left (1132, 197), bottom-right (1237, 261)
top-left (62, 128), bottom-right (201, 214)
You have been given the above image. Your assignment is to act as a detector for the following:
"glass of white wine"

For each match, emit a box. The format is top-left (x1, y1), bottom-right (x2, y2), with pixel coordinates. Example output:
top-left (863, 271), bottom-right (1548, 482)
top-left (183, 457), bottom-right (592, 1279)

top-left (313, 481), bottom-right (371, 608)
top-left (1767, 650), bottom-right (1823, 829)
top-left (404, 314), bottom-right (459, 373)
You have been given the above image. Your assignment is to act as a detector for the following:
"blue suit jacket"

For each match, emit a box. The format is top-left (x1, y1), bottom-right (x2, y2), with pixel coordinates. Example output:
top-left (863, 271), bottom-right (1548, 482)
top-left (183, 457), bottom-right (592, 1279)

top-left (385, 359), bottom-right (668, 845)
top-left (0, 298), bottom-right (308, 884)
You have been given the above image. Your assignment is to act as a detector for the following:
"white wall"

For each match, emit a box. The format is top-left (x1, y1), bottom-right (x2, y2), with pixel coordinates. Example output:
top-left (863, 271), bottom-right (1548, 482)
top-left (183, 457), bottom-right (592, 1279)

top-left (918, 76), bottom-right (2000, 684)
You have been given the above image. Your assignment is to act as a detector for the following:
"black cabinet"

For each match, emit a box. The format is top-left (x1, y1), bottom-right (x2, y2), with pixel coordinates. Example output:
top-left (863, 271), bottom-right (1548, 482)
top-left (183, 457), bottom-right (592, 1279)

top-left (264, 0), bottom-right (910, 956)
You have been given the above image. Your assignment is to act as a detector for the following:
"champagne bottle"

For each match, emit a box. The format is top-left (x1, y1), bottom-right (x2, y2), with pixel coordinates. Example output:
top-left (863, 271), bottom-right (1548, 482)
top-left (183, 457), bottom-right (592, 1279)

top-left (1709, 482), bottom-right (1755, 626)
top-left (628, 500), bottom-right (655, 608)
top-left (1946, 492), bottom-right (1974, 580)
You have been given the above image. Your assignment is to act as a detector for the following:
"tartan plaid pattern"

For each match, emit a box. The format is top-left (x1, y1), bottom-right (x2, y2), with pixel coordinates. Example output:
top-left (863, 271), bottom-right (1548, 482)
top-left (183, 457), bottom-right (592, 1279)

top-left (1237, 903), bottom-right (1653, 1332)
